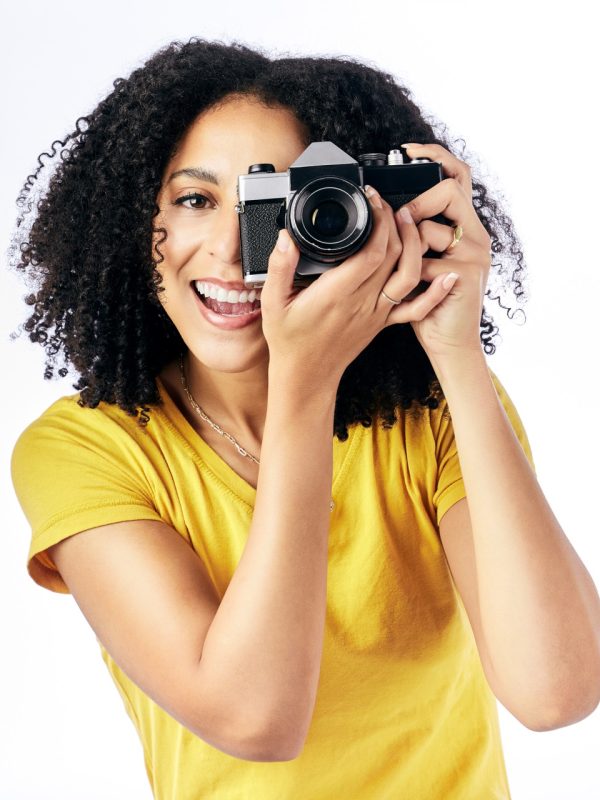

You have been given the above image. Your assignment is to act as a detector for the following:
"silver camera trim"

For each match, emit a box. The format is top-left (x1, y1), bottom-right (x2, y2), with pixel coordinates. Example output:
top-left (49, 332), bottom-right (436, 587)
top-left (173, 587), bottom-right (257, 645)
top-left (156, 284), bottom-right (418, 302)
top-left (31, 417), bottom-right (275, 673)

top-left (237, 172), bottom-right (289, 204)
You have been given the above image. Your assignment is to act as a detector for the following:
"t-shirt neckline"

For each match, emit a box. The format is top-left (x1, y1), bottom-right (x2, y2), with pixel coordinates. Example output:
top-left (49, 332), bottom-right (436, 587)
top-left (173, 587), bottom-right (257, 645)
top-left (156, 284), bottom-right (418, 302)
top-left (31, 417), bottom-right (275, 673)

top-left (155, 375), bottom-right (259, 505)
top-left (154, 375), bottom-right (359, 509)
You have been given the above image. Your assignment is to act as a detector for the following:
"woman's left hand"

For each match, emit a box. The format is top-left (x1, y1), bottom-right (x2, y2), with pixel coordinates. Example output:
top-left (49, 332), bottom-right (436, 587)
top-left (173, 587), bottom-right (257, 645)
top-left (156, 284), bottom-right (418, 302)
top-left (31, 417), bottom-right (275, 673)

top-left (380, 143), bottom-right (493, 361)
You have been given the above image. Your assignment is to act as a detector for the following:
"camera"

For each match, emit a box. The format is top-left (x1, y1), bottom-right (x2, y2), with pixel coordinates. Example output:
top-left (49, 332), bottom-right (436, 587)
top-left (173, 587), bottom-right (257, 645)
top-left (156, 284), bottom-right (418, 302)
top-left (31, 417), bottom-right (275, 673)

top-left (236, 141), bottom-right (453, 288)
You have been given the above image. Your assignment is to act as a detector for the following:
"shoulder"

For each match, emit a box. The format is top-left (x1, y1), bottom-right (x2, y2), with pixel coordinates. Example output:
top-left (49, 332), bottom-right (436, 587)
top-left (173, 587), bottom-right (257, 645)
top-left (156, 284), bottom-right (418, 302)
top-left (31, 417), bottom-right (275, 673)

top-left (11, 390), bottom-right (164, 483)
top-left (14, 390), bottom-right (152, 446)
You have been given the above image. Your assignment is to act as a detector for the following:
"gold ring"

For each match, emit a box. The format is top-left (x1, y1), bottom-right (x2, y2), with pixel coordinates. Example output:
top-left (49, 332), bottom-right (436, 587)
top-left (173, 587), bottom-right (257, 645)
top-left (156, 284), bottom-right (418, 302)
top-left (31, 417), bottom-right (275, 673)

top-left (445, 224), bottom-right (463, 251)
top-left (381, 290), bottom-right (402, 305)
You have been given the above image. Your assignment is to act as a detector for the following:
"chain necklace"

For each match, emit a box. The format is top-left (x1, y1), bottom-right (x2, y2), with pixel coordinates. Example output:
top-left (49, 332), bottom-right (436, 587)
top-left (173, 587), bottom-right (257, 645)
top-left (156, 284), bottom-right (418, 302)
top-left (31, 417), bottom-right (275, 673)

top-left (178, 352), bottom-right (260, 464)
top-left (177, 352), bottom-right (335, 511)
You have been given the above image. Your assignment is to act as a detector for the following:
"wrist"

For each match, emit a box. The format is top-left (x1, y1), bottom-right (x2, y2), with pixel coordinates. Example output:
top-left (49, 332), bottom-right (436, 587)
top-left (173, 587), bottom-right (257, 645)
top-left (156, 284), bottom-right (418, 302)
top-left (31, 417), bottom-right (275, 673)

top-left (268, 359), bottom-right (341, 401)
top-left (428, 346), bottom-right (490, 396)
top-left (428, 343), bottom-right (487, 382)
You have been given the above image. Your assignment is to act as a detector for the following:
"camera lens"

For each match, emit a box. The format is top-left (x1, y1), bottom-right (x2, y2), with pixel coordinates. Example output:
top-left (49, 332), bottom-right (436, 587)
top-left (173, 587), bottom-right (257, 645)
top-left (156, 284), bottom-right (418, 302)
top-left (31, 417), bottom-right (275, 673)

top-left (288, 177), bottom-right (372, 264)
top-left (310, 201), bottom-right (349, 238)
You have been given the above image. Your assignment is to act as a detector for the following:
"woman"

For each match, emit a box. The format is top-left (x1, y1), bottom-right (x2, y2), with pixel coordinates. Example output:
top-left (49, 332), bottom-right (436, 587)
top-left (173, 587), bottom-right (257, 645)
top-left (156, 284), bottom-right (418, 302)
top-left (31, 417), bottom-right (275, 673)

top-left (10, 38), bottom-right (600, 799)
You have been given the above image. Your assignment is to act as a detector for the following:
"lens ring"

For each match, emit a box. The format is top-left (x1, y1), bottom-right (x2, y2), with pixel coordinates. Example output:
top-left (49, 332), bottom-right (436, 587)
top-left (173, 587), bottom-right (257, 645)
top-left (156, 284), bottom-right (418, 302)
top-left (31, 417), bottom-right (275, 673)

top-left (292, 180), bottom-right (362, 247)
top-left (298, 187), bottom-right (356, 246)
top-left (288, 177), bottom-right (372, 262)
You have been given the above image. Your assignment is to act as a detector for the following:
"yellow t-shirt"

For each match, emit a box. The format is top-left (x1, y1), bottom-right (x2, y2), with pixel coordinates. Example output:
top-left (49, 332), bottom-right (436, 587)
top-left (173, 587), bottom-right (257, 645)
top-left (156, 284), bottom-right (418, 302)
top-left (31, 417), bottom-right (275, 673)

top-left (11, 368), bottom-right (535, 800)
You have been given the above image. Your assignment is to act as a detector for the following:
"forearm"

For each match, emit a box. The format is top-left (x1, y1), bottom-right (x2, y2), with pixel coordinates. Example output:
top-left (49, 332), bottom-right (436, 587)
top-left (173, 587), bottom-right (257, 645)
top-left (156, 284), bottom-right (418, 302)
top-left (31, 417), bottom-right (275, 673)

top-left (431, 348), bottom-right (600, 723)
top-left (198, 363), bottom-right (336, 754)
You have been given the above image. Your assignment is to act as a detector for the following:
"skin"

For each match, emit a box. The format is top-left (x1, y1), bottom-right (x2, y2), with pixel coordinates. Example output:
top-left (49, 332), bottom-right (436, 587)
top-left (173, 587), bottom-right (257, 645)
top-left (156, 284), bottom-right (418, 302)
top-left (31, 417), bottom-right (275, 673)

top-left (153, 95), bottom-right (472, 463)
top-left (153, 95), bottom-right (600, 727)
top-left (154, 96), bottom-right (309, 459)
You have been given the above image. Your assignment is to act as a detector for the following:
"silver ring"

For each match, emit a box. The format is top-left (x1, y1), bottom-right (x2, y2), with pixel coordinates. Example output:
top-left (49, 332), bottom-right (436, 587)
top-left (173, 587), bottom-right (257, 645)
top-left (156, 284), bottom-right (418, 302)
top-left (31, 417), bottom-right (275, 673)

top-left (381, 289), bottom-right (402, 305)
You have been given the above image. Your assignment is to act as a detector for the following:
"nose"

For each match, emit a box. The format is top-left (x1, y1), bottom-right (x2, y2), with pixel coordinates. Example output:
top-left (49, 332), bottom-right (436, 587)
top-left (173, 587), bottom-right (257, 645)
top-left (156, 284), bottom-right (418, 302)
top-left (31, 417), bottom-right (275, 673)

top-left (205, 204), bottom-right (242, 267)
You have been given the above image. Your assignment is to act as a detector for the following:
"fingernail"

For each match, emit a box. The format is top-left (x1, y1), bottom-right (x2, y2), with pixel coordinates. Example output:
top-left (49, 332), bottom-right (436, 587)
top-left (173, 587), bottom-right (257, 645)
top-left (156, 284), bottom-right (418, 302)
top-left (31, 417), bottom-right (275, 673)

top-left (364, 185), bottom-right (382, 208)
top-left (276, 229), bottom-right (290, 252)
top-left (401, 142), bottom-right (420, 148)
top-left (399, 207), bottom-right (413, 224)
top-left (442, 272), bottom-right (459, 289)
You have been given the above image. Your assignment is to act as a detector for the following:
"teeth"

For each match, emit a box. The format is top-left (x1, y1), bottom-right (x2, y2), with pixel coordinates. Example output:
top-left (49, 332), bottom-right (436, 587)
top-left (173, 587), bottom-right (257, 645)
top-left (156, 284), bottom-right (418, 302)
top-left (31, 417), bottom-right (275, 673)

top-left (194, 281), bottom-right (261, 304)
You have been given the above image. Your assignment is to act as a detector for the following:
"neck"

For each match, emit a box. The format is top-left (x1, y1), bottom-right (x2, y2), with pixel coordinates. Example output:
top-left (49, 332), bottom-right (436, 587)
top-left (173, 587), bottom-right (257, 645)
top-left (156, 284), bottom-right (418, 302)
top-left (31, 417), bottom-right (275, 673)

top-left (179, 350), bottom-right (269, 445)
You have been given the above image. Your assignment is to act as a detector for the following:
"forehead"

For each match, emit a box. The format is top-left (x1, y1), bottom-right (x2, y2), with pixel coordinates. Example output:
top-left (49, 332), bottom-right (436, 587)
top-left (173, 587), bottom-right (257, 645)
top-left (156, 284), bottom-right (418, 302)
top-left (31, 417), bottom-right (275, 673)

top-left (166, 96), bottom-right (309, 179)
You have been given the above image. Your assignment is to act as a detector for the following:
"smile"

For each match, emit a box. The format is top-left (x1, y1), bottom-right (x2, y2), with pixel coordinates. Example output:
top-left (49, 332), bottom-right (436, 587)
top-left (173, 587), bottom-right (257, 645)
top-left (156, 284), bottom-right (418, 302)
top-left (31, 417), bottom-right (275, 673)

top-left (190, 282), bottom-right (262, 330)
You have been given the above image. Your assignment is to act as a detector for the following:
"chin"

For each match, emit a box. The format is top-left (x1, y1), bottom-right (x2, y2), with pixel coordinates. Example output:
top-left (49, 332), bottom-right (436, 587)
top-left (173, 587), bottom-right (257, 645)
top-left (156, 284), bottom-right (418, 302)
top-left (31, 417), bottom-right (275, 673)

top-left (187, 341), bottom-right (269, 374)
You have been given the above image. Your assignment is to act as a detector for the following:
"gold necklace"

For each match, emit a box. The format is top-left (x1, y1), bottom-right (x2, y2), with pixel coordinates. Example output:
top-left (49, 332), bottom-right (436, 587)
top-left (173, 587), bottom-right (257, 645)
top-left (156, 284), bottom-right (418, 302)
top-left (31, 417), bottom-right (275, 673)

top-left (178, 352), bottom-right (260, 465)
top-left (178, 352), bottom-right (335, 511)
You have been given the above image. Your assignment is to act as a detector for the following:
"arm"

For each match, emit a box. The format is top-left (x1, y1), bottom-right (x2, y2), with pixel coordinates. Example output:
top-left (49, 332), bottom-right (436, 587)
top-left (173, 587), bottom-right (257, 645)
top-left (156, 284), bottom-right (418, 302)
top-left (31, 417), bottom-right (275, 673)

top-left (197, 363), bottom-right (336, 757)
top-left (433, 348), bottom-right (600, 731)
top-left (45, 179), bottom-right (411, 760)
top-left (48, 367), bottom-right (336, 762)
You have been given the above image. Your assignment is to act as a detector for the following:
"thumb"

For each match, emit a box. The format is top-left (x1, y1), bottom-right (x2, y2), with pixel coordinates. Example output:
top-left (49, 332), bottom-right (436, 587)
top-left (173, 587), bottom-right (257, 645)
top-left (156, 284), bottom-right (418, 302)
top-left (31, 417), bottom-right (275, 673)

top-left (263, 229), bottom-right (300, 306)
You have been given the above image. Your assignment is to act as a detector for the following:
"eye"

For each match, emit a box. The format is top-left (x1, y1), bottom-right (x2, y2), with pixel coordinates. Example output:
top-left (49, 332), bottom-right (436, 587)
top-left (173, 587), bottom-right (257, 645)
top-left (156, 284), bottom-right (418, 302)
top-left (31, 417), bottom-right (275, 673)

top-left (173, 192), bottom-right (215, 210)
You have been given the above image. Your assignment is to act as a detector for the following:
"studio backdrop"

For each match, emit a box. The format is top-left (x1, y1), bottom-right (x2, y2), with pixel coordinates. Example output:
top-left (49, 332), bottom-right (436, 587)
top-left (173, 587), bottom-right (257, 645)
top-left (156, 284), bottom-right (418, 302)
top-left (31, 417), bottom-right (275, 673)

top-left (1, 2), bottom-right (598, 799)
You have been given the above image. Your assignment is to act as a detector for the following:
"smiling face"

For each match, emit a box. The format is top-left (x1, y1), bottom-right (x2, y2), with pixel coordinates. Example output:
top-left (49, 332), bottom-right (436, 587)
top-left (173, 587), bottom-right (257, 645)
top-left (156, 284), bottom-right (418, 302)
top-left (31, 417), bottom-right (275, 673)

top-left (154, 94), bottom-right (309, 374)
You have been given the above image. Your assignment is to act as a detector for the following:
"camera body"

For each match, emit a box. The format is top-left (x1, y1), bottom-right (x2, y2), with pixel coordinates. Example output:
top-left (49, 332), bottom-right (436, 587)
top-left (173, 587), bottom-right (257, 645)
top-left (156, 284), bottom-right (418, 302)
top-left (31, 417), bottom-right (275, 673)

top-left (236, 141), bottom-right (452, 288)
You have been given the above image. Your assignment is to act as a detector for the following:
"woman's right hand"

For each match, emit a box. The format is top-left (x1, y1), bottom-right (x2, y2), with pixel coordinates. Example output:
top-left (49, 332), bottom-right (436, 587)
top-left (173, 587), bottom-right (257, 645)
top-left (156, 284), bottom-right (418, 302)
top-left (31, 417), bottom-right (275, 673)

top-left (259, 185), bottom-right (456, 392)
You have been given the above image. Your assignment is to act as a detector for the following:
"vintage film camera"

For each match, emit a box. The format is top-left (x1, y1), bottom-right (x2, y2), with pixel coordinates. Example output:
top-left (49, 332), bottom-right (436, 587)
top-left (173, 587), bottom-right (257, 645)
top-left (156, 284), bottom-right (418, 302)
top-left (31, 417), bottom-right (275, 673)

top-left (236, 141), bottom-right (452, 289)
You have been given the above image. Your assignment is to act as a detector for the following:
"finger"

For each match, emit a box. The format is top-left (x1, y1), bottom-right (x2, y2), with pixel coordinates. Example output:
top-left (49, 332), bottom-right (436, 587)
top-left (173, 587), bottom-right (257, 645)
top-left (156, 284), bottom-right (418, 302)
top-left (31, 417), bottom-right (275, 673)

top-left (328, 185), bottom-right (393, 293)
top-left (419, 250), bottom-right (491, 286)
top-left (262, 229), bottom-right (301, 306)
top-left (376, 205), bottom-right (421, 305)
top-left (383, 271), bottom-right (458, 327)
top-left (398, 178), bottom-right (483, 241)
top-left (402, 142), bottom-right (473, 202)
top-left (413, 218), bottom-right (471, 256)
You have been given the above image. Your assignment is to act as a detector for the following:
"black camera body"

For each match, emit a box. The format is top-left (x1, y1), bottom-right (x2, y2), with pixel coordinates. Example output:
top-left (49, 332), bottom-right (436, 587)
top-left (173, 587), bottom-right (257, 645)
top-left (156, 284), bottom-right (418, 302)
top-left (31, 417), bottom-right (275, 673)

top-left (236, 141), bottom-right (452, 288)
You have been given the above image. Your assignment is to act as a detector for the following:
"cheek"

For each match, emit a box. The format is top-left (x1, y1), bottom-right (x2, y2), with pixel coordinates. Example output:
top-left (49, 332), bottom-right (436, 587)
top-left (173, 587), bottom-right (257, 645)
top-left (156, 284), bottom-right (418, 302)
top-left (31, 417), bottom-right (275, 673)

top-left (153, 215), bottom-right (209, 266)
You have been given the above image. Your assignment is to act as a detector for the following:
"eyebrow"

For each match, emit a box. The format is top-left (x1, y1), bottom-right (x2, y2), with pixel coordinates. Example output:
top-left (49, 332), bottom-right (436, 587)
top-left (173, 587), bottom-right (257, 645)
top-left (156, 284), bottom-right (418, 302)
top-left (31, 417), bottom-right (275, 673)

top-left (166, 167), bottom-right (220, 185)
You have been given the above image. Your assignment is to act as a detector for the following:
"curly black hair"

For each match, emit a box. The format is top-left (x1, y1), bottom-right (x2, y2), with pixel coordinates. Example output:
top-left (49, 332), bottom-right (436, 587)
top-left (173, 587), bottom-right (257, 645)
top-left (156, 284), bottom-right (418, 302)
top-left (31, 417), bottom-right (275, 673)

top-left (8, 37), bottom-right (528, 441)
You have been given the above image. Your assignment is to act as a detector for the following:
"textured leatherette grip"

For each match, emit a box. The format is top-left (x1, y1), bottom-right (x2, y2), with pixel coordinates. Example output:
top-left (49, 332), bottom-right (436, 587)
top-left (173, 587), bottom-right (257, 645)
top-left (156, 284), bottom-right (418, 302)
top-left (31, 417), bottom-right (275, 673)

top-left (239, 201), bottom-right (282, 278)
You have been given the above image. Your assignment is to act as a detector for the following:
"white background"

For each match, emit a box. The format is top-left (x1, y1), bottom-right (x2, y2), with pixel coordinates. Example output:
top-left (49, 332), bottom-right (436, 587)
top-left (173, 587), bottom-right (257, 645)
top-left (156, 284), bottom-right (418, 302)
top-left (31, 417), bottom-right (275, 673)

top-left (1, 1), bottom-right (599, 798)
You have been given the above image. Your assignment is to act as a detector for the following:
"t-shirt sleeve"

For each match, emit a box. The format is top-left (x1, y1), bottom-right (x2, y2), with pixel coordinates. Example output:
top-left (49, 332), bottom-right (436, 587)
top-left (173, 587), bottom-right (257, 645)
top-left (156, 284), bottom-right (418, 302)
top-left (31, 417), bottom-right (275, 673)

top-left (431, 368), bottom-right (536, 526)
top-left (11, 400), bottom-right (163, 594)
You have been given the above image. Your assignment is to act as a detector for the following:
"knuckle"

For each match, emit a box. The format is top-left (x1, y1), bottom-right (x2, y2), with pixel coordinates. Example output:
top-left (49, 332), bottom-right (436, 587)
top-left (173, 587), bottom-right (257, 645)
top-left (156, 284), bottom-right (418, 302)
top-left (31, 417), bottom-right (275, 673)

top-left (389, 239), bottom-right (403, 260)
top-left (404, 279), bottom-right (422, 297)
top-left (389, 280), bottom-right (416, 303)
top-left (441, 177), bottom-right (459, 191)
top-left (404, 200), bottom-right (419, 218)
top-left (418, 219), bottom-right (436, 236)
top-left (365, 245), bottom-right (385, 268)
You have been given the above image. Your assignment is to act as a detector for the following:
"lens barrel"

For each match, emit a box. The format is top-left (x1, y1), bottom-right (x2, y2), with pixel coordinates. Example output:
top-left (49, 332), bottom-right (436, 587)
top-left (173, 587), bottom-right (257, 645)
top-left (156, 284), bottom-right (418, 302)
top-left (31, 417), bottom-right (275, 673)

top-left (287, 176), bottom-right (372, 263)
